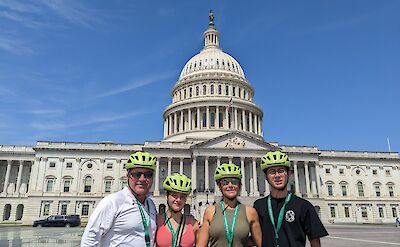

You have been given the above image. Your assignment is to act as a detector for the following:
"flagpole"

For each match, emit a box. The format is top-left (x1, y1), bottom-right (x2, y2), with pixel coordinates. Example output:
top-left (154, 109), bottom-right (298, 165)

top-left (387, 137), bottom-right (392, 152)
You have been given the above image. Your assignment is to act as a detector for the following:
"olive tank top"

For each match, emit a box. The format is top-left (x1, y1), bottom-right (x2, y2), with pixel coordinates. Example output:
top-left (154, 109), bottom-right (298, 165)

top-left (208, 202), bottom-right (250, 247)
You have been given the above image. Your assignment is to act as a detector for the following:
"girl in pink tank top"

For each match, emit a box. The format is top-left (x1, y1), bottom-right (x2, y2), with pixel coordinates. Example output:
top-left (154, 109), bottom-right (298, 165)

top-left (156, 174), bottom-right (199, 247)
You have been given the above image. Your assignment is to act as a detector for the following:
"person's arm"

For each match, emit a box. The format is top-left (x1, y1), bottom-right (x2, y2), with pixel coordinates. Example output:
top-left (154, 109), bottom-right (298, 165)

top-left (196, 206), bottom-right (215, 247)
top-left (80, 198), bottom-right (114, 246)
top-left (310, 238), bottom-right (321, 247)
top-left (246, 206), bottom-right (262, 247)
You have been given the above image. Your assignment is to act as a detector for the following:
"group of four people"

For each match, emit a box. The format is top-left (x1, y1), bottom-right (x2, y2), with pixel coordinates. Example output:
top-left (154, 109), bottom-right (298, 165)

top-left (81, 150), bottom-right (328, 247)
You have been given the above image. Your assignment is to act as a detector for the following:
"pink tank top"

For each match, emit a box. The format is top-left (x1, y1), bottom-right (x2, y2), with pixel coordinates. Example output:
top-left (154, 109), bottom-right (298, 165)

top-left (156, 222), bottom-right (195, 247)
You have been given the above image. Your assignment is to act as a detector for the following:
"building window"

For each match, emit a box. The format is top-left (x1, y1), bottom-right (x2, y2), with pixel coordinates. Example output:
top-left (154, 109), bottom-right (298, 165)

top-left (46, 179), bottom-right (55, 192)
top-left (63, 180), bottom-right (71, 192)
top-left (107, 163), bottom-right (113, 169)
top-left (60, 204), bottom-right (67, 215)
top-left (325, 168), bottom-right (331, 174)
top-left (202, 112), bottom-right (207, 128)
top-left (43, 204), bottom-right (50, 216)
top-left (203, 85), bottom-right (207, 95)
top-left (375, 185), bottom-right (381, 197)
top-left (219, 112), bottom-right (223, 128)
top-left (388, 185), bottom-right (394, 197)
top-left (378, 207), bottom-right (384, 218)
top-left (194, 113), bottom-right (198, 128)
top-left (87, 163), bottom-right (93, 169)
top-left (357, 181), bottom-right (364, 197)
top-left (327, 184), bottom-right (333, 196)
top-left (339, 168), bottom-right (344, 174)
top-left (196, 86), bottom-right (199, 96)
top-left (84, 176), bottom-right (92, 193)
top-left (210, 85), bottom-right (214, 94)
top-left (232, 86), bottom-right (236, 96)
top-left (49, 162), bottom-right (56, 168)
top-left (373, 169), bottom-right (377, 175)
top-left (105, 180), bottom-right (112, 193)
top-left (385, 170), bottom-right (391, 176)
top-left (210, 112), bottom-right (215, 127)
top-left (218, 85), bottom-right (222, 94)
top-left (189, 87), bottom-right (192, 97)
top-left (66, 162), bottom-right (73, 168)
top-left (392, 207), bottom-right (398, 218)
top-left (341, 185), bottom-right (347, 197)
top-left (225, 85), bottom-right (229, 95)
top-left (330, 207), bottom-right (336, 218)
top-left (361, 207), bottom-right (368, 218)
top-left (183, 89), bottom-right (186, 99)
top-left (121, 180), bottom-right (128, 190)
top-left (82, 205), bottom-right (89, 216)
top-left (344, 206), bottom-right (350, 218)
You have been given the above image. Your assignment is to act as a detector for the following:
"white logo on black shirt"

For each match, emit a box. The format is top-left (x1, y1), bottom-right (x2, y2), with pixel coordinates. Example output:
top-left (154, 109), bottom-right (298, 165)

top-left (285, 210), bottom-right (295, 222)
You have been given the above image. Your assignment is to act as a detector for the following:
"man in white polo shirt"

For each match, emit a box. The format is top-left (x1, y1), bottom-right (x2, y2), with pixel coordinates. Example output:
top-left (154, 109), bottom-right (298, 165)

top-left (81, 151), bottom-right (157, 247)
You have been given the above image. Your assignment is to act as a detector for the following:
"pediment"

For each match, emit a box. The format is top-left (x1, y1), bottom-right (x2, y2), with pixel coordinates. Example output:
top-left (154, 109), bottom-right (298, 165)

top-left (191, 131), bottom-right (279, 151)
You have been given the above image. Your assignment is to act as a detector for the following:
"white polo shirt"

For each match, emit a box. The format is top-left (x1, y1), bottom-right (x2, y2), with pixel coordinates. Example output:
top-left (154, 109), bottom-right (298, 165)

top-left (81, 187), bottom-right (157, 247)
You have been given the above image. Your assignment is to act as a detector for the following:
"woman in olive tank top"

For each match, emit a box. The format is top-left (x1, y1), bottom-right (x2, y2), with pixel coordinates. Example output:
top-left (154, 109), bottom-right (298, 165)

top-left (197, 163), bottom-right (262, 247)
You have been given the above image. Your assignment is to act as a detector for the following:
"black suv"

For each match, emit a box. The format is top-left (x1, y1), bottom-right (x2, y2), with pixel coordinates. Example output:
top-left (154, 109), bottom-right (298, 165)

top-left (33, 215), bottom-right (81, 227)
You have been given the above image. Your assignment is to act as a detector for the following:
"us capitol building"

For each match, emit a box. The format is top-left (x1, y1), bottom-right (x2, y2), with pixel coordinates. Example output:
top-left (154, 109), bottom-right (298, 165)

top-left (1, 14), bottom-right (399, 226)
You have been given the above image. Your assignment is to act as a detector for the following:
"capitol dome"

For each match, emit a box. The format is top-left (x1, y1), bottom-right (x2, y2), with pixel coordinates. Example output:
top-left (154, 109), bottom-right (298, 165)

top-left (163, 11), bottom-right (264, 142)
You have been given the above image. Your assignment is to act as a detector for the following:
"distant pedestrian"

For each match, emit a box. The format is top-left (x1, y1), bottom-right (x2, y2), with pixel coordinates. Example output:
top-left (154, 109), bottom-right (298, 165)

top-left (396, 217), bottom-right (400, 228)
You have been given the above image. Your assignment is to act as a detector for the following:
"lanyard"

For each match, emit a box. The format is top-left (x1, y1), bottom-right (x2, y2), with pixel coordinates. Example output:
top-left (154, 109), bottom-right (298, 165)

top-left (165, 210), bottom-right (183, 247)
top-left (267, 193), bottom-right (291, 247)
top-left (220, 201), bottom-right (240, 247)
top-left (137, 200), bottom-right (151, 247)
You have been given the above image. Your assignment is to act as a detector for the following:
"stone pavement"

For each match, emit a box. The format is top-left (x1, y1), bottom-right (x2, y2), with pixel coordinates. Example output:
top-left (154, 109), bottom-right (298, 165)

top-left (0, 224), bottom-right (399, 246)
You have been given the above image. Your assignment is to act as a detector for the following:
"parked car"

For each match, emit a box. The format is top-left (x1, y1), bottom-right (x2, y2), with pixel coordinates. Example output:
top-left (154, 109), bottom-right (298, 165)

top-left (33, 215), bottom-right (81, 227)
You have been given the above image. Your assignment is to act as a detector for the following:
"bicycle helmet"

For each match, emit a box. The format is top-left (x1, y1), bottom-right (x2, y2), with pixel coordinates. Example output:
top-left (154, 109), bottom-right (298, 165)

top-left (214, 163), bottom-right (242, 181)
top-left (125, 151), bottom-right (157, 171)
top-left (163, 173), bottom-right (192, 194)
top-left (260, 151), bottom-right (290, 171)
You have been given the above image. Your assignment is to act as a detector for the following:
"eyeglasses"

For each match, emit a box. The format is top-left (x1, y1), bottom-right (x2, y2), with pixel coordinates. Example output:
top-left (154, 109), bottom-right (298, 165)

top-left (267, 168), bottom-right (287, 175)
top-left (169, 192), bottom-right (188, 200)
top-left (129, 171), bottom-right (154, 179)
top-left (220, 178), bottom-right (241, 186)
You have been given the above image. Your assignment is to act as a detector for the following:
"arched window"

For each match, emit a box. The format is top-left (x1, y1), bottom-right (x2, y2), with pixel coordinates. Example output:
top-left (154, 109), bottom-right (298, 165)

top-left (203, 85), bottom-right (207, 95)
top-left (84, 176), bottom-right (92, 193)
top-left (225, 85), bottom-right (229, 95)
top-left (210, 85), bottom-right (214, 95)
top-left (189, 87), bottom-right (192, 97)
top-left (218, 85), bottom-right (222, 95)
top-left (210, 112), bottom-right (215, 127)
top-left (184, 89), bottom-right (187, 99)
top-left (196, 86), bottom-right (199, 96)
top-left (16, 204), bottom-right (24, 220)
top-left (357, 181), bottom-right (364, 197)
top-left (3, 204), bottom-right (11, 221)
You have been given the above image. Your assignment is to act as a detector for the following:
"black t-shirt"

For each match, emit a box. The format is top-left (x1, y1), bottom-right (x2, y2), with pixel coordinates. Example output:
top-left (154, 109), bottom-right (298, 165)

top-left (253, 194), bottom-right (328, 247)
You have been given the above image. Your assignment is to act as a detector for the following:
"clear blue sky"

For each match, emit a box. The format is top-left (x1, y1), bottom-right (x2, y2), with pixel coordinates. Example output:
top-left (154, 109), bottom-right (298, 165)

top-left (0, 1), bottom-right (399, 152)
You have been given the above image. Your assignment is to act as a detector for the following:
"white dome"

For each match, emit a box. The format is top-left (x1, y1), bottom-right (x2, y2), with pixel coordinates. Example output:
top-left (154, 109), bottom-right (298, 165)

top-left (179, 47), bottom-right (246, 80)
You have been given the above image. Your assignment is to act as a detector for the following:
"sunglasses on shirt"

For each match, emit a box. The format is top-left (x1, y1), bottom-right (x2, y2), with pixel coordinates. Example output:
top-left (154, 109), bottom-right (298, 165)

top-left (129, 171), bottom-right (154, 179)
top-left (219, 178), bottom-right (241, 186)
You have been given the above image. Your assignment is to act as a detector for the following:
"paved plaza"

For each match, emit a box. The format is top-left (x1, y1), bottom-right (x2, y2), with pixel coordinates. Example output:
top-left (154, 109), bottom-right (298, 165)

top-left (0, 224), bottom-right (399, 246)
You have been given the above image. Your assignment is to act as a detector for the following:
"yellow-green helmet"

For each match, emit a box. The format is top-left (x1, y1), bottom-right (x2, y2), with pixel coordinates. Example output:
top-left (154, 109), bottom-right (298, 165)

top-left (261, 151), bottom-right (290, 171)
top-left (163, 173), bottom-right (192, 194)
top-left (214, 163), bottom-right (242, 181)
top-left (125, 151), bottom-right (157, 171)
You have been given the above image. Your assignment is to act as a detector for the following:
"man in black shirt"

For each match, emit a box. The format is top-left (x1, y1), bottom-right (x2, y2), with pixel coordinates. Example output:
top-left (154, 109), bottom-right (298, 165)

top-left (253, 151), bottom-right (328, 247)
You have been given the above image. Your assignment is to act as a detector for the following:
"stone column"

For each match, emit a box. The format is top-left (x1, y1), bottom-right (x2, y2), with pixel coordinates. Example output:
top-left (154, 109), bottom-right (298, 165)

top-left (163, 118), bottom-right (167, 137)
top-left (206, 106), bottom-right (210, 129)
top-left (225, 106), bottom-right (229, 129)
top-left (252, 158), bottom-right (259, 196)
top-left (3, 160), bottom-right (12, 194)
top-left (168, 114), bottom-right (172, 135)
top-left (304, 161), bottom-right (311, 197)
top-left (240, 157), bottom-right (247, 196)
top-left (179, 158), bottom-right (184, 174)
top-left (167, 158), bottom-right (172, 176)
top-left (315, 162), bottom-right (321, 197)
top-left (188, 108), bottom-right (192, 131)
top-left (249, 112), bottom-right (253, 133)
top-left (234, 108), bottom-right (238, 130)
top-left (191, 157), bottom-right (197, 191)
top-left (180, 110), bottom-right (184, 132)
top-left (254, 115), bottom-right (258, 134)
top-left (197, 107), bottom-right (200, 130)
top-left (242, 110), bottom-right (246, 131)
top-left (16, 160), bottom-right (24, 194)
top-left (265, 179), bottom-right (270, 196)
top-left (293, 161), bottom-right (300, 196)
top-left (258, 116), bottom-right (262, 135)
top-left (228, 157), bottom-right (233, 163)
top-left (154, 159), bottom-right (160, 196)
top-left (216, 106), bottom-right (219, 129)
top-left (205, 156), bottom-right (209, 191)
top-left (215, 157), bottom-right (221, 196)
top-left (174, 112), bottom-right (177, 133)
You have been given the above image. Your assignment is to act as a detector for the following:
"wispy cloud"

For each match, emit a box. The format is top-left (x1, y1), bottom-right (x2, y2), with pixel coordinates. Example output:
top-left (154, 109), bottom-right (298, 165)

top-left (29, 111), bottom-right (149, 131)
top-left (0, 0), bottom-right (41, 14)
top-left (40, 0), bottom-right (100, 28)
top-left (0, 35), bottom-right (35, 55)
top-left (0, 86), bottom-right (16, 97)
top-left (26, 109), bottom-right (65, 116)
top-left (95, 72), bottom-right (176, 98)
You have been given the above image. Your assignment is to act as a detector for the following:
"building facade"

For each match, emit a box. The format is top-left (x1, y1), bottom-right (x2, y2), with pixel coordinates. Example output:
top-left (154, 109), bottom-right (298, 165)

top-left (1, 14), bottom-right (399, 225)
